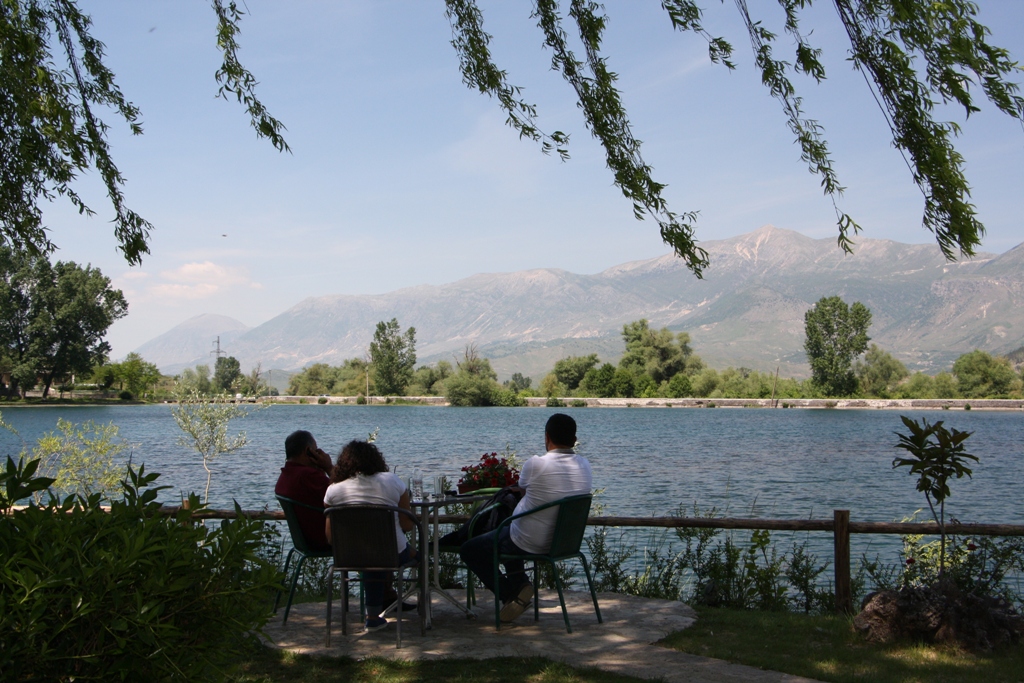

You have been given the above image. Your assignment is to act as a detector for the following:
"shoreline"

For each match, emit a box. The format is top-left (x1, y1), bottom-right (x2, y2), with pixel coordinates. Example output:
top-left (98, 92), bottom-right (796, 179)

top-left (3, 396), bottom-right (1022, 411)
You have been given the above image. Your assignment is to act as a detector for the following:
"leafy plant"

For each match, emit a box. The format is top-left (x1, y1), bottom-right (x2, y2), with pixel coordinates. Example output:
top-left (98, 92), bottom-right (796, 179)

top-left (29, 418), bottom-right (131, 500)
top-left (0, 456), bottom-right (280, 682)
top-left (457, 447), bottom-right (520, 491)
top-left (171, 390), bottom-right (265, 503)
top-left (892, 415), bottom-right (977, 575)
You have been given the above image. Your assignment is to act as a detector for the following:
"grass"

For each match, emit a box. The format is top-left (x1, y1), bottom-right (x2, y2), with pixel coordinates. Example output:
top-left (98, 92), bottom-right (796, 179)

top-left (230, 646), bottom-right (650, 683)
top-left (660, 606), bottom-right (1024, 683)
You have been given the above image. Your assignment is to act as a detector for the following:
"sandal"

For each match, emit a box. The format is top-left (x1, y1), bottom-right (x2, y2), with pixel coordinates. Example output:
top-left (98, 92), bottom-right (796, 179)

top-left (500, 582), bottom-right (534, 623)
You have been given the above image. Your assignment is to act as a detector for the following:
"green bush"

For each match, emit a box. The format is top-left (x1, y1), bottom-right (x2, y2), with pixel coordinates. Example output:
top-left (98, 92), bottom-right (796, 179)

top-left (356, 394), bottom-right (367, 404)
top-left (570, 399), bottom-right (588, 407)
top-left (545, 396), bottom-right (566, 407)
top-left (491, 388), bottom-right (526, 407)
top-left (317, 396), bottom-right (328, 404)
top-left (117, 390), bottom-right (133, 400)
top-left (0, 457), bottom-right (281, 682)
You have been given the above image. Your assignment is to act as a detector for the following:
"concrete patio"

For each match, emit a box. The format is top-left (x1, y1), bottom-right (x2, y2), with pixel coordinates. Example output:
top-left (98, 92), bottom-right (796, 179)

top-left (264, 590), bottom-right (822, 683)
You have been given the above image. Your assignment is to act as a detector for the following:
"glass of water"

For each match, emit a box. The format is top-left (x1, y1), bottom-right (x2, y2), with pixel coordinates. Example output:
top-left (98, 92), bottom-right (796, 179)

top-left (411, 472), bottom-right (424, 501)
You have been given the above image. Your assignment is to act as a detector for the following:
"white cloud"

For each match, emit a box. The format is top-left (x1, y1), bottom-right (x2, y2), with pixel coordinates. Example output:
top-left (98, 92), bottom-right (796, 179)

top-left (119, 261), bottom-right (263, 303)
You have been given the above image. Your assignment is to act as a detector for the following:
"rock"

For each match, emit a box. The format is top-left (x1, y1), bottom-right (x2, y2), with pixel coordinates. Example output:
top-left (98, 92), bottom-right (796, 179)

top-left (854, 581), bottom-right (1024, 651)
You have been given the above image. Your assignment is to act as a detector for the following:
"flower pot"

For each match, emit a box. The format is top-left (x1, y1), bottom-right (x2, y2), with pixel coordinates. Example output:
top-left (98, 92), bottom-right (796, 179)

top-left (457, 482), bottom-right (481, 494)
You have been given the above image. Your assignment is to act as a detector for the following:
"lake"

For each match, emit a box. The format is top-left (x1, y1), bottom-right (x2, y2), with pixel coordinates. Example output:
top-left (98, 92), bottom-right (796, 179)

top-left (2, 404), bottom-right (1020, 526)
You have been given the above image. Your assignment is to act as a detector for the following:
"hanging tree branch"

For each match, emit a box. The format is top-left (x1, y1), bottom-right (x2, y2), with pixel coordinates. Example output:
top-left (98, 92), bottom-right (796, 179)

top-left (832, 0), bottom-right (1024, 260)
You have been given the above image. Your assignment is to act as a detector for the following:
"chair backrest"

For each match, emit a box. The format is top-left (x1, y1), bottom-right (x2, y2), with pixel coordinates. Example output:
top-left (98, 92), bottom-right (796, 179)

top-left (325, 504), bottom-right (415, 569)
top-left (276, 494), bottom-right (324, 554)
top-left (547, 494), bottom-right (593, 559)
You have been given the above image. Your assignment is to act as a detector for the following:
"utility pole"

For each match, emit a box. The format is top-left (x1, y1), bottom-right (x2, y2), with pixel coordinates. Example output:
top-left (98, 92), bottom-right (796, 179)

top-left (211, 336), bottom-right (226, 360)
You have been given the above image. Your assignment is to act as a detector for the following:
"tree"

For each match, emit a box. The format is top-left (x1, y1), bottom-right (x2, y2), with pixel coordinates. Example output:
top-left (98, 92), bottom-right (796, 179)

top-left (444, 345), bottom-right (501, 406)
top-left (803, 296), bottom-right (872, 397)
top-left (619, 320), bottom-right (699, 384)
top-left (579, 363), bottom-right (616, 397)
top-left (552, 354), bottom-right (599, 392)
top-left (410, 361), bottom-right (453, 396)
top-left (1, 0), bottom-right (287, 263)
top-left (952, 350), bottom-right (1019, 398)
top-left (213, 355), bottom-right (242, 393)
top-left (176, 364), bottom-right (213, 396)
top-left (235, 362), bottom-right (270, 397)
top-left (893, 416), bottom-right (978, 576)
top-left (171, 390), bottom-right (262, 504)
top-left (0, 247), bottom-right (127, 397)
top-left (855, 344), bottom-right (909, 398)
top-left (507, 370), bottom-right (532, 393)
top-left (4, 3), bottom-right (1022, 275)
top-left (666, 373), bottom-right (692, 399)
top-left (115, 353), bottom-right (162, 398)
top-left (369, 318), bottom-right (417, 396)
top-left (30, 419), bottom-right (129, 500)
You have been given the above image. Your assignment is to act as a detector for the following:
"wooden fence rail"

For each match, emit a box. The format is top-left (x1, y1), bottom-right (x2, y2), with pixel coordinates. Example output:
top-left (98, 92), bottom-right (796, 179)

top-left (161, 506), bottom-right (1024, 615)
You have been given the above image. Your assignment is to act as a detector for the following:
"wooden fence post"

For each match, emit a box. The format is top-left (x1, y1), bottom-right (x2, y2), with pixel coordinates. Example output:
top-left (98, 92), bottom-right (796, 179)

top-left (834, 509), bottom-right (852, 615)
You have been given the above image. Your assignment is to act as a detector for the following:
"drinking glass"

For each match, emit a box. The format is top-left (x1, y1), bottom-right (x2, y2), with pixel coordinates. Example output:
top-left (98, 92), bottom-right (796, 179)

top-left (434, 476), bottom-right (446, 500)
top-left (411, 472), bottom-right (424, 501)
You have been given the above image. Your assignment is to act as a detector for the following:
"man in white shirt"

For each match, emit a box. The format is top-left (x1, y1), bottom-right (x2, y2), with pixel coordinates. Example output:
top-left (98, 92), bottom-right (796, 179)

top-left (460, 413), bottom-right (592, 623)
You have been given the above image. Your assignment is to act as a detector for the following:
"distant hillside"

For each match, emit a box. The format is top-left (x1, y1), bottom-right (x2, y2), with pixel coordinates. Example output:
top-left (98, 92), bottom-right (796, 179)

top-left (136, 226), bottom-right (1024, 381)
top-left (134, 314), bottom-right (250, 374)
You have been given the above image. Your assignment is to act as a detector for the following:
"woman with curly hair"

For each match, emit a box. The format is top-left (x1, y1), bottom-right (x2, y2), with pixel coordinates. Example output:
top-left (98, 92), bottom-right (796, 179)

top-left (323, 439), bottom-right (416, 633)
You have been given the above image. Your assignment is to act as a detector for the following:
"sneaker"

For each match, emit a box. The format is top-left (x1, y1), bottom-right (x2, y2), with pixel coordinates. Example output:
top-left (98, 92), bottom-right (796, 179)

top-left (363, 616), bottom-right (388, 632)
top-left (499, 582), bottom-right (534, 623)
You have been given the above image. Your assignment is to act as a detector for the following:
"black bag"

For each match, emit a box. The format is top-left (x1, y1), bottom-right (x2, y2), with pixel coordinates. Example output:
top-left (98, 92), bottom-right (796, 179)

top-left (438, 487), bottom-right (523, 548)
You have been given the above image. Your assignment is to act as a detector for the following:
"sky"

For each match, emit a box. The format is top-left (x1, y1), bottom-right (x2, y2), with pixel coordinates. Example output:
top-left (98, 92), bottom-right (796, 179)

top-left (39, 1), bottom-right (1024, 358)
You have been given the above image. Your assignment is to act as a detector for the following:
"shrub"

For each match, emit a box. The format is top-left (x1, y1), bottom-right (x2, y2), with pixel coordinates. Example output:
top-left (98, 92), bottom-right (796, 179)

top-left (491, 387), bottom-right (526, 407)
top-left (356, 394), bottom-right (367, 404)
top-left (30, 419), bottom-right (130, 500)
top-left (0, 457), bottom-right (280, 682)
top-left (570, 399), bottom-right (588, 407)
top-left (546, 396), bottom-right (566, 407)
top-left (118, 390), bottom-right (133, 400)
top-left (317, 396), bottom-right (328, 404)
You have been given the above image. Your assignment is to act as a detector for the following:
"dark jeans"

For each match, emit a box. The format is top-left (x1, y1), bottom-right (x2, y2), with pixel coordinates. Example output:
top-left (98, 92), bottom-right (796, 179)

top-left (363, 546), bottom-right (412, 611)
top-left (459, 526), bottom-right (530, 604)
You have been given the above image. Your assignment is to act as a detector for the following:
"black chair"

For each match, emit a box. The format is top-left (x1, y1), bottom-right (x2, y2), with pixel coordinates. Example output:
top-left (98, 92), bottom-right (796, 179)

top-left (324, 504), bottom-right (424, 648)
top-left (492, 493), bottom-right (602, 633)
top-left (274, 495), bottom-right (334, 624)
top-left (437, 487), bottom-right (504, 607)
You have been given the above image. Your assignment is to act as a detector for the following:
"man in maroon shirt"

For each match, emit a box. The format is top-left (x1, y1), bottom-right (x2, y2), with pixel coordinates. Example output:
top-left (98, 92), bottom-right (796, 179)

top-left (275, 430), bottom-right (333, 550)
top-left (276, 430), bottom-right (415, 610)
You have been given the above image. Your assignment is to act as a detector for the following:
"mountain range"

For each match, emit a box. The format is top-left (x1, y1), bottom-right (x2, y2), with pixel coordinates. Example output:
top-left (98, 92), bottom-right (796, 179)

top-left (135, 225), bottom-right (1024, 382)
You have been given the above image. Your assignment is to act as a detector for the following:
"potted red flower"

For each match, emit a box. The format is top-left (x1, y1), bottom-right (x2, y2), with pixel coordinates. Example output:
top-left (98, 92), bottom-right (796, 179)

top-left (457, 451), bottom-right (520, 493)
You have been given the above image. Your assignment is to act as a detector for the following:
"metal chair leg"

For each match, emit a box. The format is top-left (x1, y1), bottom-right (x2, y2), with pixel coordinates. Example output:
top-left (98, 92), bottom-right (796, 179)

top-left (533, 561), bottom-right (540, 622)
top-left (551, 560), bottom-right (572, 633)
top-left (579, 554), bottom-right (603, 623)
top-left (325, 566), bottom-right (334, 647)
top-left (283, 553), bottom-right (308, 625)
top-left (275, 547), bottom-right (297, 613)
top-left (396, 572), bottom-right (403, 649)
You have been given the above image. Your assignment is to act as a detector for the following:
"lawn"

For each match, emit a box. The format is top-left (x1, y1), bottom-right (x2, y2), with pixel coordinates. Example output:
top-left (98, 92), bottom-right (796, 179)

top-left (660, 606), bottom-right (1024, 683)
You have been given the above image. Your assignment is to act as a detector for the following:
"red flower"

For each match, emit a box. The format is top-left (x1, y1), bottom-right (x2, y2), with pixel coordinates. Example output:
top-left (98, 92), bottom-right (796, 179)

top-left (967, 543), bottom-right (977, 551)
top-left (457, 451), bottom-right (520, 489)
top-left (906, 558), bottom-right (915, 565)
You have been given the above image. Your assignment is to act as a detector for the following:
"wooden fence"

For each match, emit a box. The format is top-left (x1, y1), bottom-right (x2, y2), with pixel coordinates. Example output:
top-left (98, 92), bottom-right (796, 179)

top-left (161, 506), bottom-right (1024, 614)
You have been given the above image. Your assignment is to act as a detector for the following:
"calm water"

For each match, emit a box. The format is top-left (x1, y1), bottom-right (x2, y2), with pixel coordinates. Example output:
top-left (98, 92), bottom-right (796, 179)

top-left (2, 404), bottom-right (1021, 528)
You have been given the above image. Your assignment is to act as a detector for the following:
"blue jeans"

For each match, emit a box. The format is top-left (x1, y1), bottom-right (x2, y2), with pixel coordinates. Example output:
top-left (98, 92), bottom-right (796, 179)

top-left (459, 526), bottom-right (530, 604)
top-left (363, 546), bottom-right (412, 611)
